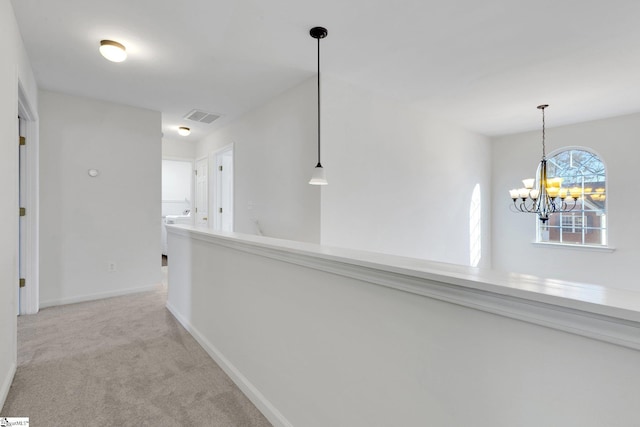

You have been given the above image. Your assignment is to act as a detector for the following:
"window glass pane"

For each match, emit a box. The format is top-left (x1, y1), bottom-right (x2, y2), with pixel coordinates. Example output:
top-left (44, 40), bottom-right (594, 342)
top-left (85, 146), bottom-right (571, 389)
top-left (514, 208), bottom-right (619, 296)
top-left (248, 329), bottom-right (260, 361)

top-left (537, 149), bottom-right (606, 246)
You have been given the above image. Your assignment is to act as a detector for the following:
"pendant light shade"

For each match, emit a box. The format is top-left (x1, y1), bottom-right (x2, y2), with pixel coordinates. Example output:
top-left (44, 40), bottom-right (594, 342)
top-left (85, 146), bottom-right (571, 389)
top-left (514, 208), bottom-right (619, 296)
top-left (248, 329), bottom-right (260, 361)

top-left (309, 164), bottom-right (327, 185)
top-left (309, 26), bottom-right (328, 186)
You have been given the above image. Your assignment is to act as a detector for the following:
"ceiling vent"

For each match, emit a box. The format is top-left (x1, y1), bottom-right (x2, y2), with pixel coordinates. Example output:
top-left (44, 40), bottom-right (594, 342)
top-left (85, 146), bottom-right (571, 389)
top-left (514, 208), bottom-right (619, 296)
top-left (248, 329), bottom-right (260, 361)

top-left (184, 109), bottom-right (220, 124)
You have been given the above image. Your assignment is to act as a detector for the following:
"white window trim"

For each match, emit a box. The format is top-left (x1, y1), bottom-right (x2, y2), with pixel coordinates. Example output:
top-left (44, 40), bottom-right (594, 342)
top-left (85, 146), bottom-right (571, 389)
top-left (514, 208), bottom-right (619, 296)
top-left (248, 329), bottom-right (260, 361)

top-left (531, 241), bottom-right (615, 253)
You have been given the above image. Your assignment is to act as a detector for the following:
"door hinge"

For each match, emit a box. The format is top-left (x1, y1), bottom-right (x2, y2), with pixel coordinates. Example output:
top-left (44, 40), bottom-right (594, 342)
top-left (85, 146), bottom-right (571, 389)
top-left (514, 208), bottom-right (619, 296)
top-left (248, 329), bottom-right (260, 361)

top-left (194, 169), bottom-right (198, 175)
top-left (195, 207), bottom-right (198, 213)
top-left (19, 278), bottom-right (25, 288)
top-left (19, 136), bottom-right (26, 146)
top-left (219, 165), bottom-right (223, 171)
top-left (219, 207), bottom-right (223, 213)
top-left (19, 207), bottom-right (26, 217)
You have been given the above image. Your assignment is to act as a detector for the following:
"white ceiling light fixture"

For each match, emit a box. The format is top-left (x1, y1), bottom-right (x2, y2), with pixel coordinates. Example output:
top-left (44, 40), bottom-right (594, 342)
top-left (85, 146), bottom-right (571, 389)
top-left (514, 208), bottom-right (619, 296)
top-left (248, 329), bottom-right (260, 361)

top-left (99, 40), bottom-right (127, 62)
top-left (177, 126), bottom-right (191, 136)
top-left (308, 26), bottom-right (328, 186)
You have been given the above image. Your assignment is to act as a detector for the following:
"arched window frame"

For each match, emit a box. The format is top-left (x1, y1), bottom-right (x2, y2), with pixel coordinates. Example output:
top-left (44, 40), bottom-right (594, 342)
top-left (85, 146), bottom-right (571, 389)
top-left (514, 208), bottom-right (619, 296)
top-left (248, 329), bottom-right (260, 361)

top-left (535, 146), bottom-right (609, 247)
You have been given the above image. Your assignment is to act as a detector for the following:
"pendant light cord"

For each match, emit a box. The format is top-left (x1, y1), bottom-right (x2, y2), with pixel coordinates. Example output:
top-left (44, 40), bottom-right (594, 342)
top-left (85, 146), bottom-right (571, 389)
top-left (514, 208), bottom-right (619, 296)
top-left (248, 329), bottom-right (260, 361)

top-left (316, 35), bottom-right (321, 167)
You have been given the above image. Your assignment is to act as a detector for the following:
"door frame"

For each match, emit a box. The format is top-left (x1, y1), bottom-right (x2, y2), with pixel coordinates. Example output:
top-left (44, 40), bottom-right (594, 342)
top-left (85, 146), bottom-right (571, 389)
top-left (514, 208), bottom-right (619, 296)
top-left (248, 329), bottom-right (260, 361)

top-left (209, 143), bottom-right (234, 232)
top-left (18, 81), bottom-right (39, 315)
top-left (194, 156), bottom-right (208, 227)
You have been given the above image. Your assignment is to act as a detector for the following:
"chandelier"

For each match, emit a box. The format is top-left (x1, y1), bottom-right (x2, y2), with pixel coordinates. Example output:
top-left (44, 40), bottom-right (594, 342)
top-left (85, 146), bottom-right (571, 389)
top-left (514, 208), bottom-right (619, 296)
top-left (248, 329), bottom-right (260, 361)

top-left (509, 104), bottom-right (577, 223)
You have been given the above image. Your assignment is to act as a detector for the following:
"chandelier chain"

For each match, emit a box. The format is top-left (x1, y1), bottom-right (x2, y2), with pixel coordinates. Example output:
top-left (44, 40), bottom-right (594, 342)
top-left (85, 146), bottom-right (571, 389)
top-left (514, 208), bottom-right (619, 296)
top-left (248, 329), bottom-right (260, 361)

top-left (541, 106), bottom-right (546, 159)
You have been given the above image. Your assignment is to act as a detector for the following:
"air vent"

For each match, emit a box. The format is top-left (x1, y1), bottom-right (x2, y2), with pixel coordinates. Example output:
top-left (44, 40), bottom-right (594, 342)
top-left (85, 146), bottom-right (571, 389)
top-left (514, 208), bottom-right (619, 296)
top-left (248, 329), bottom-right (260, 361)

top-left (184, 109), bottom-right (220, 124)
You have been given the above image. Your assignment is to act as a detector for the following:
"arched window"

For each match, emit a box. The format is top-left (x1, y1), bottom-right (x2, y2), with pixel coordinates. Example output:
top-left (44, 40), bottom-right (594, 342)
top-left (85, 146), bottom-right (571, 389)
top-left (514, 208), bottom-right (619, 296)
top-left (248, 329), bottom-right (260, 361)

top-left (536, 148), bottom-right (607, 245)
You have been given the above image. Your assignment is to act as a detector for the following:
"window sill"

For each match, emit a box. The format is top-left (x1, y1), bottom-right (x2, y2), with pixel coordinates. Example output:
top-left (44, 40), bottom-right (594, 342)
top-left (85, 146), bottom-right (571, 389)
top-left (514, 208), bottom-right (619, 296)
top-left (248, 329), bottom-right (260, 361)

top-left (532, 241), bottom-right (615, 253)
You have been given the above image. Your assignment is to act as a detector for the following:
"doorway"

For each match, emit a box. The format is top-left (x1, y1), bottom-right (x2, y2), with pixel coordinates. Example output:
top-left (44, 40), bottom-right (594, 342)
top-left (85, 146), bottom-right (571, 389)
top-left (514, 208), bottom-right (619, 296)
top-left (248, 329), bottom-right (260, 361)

top-left (211, 144), bottom-right (234, 232)
top-left (161, 158), bottom-right (194, 259)
top-left (195, 157), bottom-right (208, 227)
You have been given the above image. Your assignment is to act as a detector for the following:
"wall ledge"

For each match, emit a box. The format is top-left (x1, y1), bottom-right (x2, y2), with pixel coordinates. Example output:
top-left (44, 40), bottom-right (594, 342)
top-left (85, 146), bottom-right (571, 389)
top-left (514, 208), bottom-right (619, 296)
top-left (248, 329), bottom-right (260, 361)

top-left (168, 226), bottom-right (640, 350)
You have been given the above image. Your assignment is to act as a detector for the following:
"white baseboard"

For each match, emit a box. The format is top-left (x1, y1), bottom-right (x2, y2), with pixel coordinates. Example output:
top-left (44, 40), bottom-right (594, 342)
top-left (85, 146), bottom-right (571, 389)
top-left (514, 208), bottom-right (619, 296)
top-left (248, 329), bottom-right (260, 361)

top-left (165, 301), bottom-right (293, 427)
top-left (0, 361), bottom-right (16, 412)
top-left (40, 284), bottom-right (160, 309)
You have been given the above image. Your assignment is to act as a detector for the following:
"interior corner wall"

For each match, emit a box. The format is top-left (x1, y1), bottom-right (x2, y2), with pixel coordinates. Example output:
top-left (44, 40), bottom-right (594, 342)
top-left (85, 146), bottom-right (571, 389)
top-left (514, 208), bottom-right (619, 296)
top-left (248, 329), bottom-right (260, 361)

top-left (0, 0), bottom-right (38, 408)
top-left (196, 79), bottom-right (321, 244)
top-left (38, 90), bottom-right (162, 307)
top-left (320, 77), bottom-right (492, 267)
top-left (491, 112), bottom-right (640, 291)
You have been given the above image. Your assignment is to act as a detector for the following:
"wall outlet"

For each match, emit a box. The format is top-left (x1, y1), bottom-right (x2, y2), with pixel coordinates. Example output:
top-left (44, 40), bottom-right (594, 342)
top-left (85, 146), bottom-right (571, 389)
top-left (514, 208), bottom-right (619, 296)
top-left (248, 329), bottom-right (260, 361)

top-left (107, 262), bottom-right (117, 272)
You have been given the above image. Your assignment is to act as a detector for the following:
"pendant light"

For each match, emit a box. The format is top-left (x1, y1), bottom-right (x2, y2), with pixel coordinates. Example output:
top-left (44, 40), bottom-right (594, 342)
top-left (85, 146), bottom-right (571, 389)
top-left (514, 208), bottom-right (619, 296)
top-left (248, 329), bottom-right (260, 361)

top-left (309, 26), bottom-right (328, 185)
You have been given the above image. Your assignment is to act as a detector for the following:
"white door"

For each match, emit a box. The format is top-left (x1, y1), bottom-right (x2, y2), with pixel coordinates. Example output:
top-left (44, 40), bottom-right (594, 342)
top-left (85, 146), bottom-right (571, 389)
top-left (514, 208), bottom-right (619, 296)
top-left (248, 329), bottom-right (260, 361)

top-left (212, 145), bottom-right (234, 232)
top-left (18, 116), bottom-right (25, 314)
top-left (195, 157), bottom-right (208, 226)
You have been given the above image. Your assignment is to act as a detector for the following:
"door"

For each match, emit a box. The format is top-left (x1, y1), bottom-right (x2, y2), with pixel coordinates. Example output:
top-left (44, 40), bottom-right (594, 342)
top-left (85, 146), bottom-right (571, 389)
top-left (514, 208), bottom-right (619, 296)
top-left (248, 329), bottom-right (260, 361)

top-left (212, 144), bottom-right (234, 232)
top-left (18, 116), bottom-right (26, 314)
top-left (195, 157), bottom-right (208, 226)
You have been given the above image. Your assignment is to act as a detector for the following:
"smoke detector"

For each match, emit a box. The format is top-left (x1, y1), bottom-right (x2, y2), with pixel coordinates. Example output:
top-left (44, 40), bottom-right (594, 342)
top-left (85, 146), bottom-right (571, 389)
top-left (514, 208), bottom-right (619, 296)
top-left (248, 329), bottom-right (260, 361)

top-left (184, 109), bottom-right (220, 124)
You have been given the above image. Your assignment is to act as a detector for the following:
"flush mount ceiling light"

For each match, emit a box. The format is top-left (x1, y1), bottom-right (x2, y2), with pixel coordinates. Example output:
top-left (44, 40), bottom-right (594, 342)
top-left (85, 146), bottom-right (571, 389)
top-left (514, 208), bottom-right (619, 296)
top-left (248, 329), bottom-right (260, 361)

top-left (509, 105), bottom-right (577, 222)
top-left (308, 26), bottom-right (328, 186)
top-left (99, 40), bottom-right (127, 62)
top-left (177, 126), bottom-right (191, 136)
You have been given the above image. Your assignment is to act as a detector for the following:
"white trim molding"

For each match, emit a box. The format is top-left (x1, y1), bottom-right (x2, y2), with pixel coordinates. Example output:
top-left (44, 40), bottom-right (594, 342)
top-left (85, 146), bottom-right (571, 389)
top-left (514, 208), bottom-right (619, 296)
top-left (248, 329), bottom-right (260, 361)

top-left (168, 226), bottom-right (640, 351)
top-left (0, 361), bottom-right (16, 410)
top-left (39, 284), bottom-right (160, 309)
top-left (166, 301), bottom-right (294, 427)
top-left (532, 241), bottom-right (615, 253)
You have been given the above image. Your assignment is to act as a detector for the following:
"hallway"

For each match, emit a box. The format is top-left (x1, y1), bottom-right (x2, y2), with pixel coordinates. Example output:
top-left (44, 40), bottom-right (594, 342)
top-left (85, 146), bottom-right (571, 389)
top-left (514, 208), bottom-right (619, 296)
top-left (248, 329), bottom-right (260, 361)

top-left (2, 285), bottom-right (271, 426)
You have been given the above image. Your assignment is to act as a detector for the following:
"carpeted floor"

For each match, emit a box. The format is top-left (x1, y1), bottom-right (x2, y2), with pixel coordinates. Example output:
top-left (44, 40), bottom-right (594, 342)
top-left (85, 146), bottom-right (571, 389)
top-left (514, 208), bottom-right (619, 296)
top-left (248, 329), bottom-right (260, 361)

top-left (1, 282), bottom-right (272, 427)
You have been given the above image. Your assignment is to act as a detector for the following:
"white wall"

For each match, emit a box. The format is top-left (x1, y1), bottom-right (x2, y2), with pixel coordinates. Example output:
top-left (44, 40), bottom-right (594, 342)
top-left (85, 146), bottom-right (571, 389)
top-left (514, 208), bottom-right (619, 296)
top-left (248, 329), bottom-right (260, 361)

top-left (167, 230), bottom-right (640, 427)
top-left (492, 112), bottom-right (640, 291)
top-left (197, 79), bottom-right (321, 243)
top-left (162, 159), bottom-right (193, 217)
top-left (162, 138), bottom-right (194, 217)
top-left (162, 137), bottom-right (196, 159)
top-left (39, 90), bottom-right (161, 307)
top-left (321, 77), bottom-right (492, 266)
top-left (195, 76), bottom-right (491, 266)
top-left (0, 0), bottom-right (38, 408)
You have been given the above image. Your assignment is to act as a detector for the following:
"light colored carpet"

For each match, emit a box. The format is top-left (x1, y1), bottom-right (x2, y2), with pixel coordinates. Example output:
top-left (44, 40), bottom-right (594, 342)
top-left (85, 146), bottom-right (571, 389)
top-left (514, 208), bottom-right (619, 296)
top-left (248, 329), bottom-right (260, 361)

top-left (1, 282), bottom-right (272, 427)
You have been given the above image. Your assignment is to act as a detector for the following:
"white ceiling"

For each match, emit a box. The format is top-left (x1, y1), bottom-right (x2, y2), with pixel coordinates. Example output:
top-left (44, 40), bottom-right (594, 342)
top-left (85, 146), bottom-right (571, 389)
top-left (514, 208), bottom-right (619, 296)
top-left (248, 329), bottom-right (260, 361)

top-left (10, 0), bottom-right (640, 139)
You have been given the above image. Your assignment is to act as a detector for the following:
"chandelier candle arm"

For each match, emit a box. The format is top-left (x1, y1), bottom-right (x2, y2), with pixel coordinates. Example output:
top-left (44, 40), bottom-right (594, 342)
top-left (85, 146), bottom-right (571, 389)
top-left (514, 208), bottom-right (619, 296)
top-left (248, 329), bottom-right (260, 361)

top-left (508, 104), bottom-right (577, 223)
